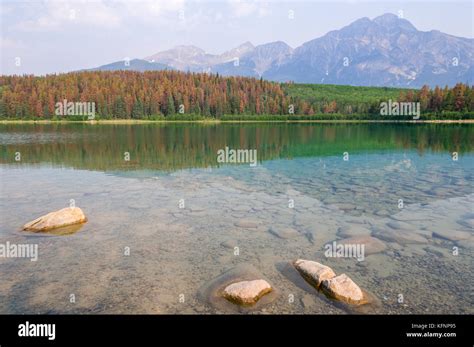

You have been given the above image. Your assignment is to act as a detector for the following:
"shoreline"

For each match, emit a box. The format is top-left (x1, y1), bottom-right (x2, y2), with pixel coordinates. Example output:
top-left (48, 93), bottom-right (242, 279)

top-left (1, 119), bottom-right (474, 125)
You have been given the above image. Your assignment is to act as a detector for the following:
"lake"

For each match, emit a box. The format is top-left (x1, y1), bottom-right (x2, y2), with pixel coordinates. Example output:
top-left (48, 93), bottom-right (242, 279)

top-left (0, 123), bottom-right (473, 314)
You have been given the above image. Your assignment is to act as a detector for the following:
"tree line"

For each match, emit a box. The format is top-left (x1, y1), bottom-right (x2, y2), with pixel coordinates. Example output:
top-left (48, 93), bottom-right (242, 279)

top-left (0, 70), bottom-right (472, 119)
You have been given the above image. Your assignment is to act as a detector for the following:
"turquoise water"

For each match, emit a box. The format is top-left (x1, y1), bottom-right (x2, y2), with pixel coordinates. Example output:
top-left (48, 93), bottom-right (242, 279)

top-left (0, 123), bottom-right (473, 314)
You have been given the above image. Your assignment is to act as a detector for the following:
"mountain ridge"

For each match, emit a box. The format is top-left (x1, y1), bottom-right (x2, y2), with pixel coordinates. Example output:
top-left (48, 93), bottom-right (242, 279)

top-left (89, 13), bottom-right (473, 87)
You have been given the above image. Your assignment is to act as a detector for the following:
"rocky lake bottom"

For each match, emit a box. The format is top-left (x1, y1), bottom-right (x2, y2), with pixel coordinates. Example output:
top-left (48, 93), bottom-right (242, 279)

top-left (0, 124), bottom-right (473, 314)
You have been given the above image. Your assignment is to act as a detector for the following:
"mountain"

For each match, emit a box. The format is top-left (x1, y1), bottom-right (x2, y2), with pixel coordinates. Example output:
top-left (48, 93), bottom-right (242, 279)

top-left (264, 13), bottom-right (473, 87)
top-left (211, 41), bottom-right (293, 78)
top-left (89, 13), bottom-right (473, 87)
top-left (88, 59), bottom-right (171, 72)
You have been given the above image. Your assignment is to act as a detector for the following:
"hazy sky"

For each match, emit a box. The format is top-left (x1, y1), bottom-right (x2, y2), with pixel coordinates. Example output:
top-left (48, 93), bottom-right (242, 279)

top-left (1, 0), bottom-right (473, 75)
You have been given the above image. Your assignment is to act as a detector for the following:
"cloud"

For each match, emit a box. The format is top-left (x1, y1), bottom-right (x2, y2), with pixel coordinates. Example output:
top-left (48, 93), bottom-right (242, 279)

top-left (228, 0), bottom-right (270, 18)
top-left (0, 37), bottom-right (26, 50)
top-left (12, 0), bottom-right (120, 31)
top-left (10, 0), bottom-right (187, 32)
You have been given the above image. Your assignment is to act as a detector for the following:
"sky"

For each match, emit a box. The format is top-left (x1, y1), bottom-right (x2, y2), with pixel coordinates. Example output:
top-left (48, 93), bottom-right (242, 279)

top-left (1, 0), bottom-right (473, 75)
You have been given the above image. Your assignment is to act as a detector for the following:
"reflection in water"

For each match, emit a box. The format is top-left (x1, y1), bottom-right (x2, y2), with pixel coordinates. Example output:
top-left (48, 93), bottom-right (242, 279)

top-left (1, 123), bottom-right (473, 171)
top-left (20, 223), bottom-right (85, 237)
top-left (0, 123), bottom-right (473, 315)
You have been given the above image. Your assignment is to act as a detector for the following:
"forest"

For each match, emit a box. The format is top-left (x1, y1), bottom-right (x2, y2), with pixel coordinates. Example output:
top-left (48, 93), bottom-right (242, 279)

top-left (0, 70), bottom-right (473, 120)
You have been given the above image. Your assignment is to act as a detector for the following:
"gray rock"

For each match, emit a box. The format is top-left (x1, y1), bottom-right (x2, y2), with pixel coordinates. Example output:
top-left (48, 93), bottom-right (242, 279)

top-left (373, 228), bottom-right (428, 245)
top-left (432, 230), bottom-right (471, 242)
top-left (268, 226), bottom-right (299, 239)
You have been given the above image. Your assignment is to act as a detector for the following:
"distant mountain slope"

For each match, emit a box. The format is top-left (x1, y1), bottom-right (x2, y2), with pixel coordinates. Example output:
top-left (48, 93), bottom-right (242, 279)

top-left (89, 13), bottom-right (473, 87)
top-left (88, 59), bottom-right (171, 72)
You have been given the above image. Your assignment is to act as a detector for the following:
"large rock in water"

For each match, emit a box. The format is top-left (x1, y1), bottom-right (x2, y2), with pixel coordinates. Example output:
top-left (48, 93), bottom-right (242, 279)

top-left (197, 264), bottom-right (279, 312)
top-left (322, 274), bottom-right (365, 305)
top-left (23, 207), bottom-right (87, 232)
top-left (293, 259), bottom-right (336, 288)
top-left (223, 280), bottom-right (272, 305)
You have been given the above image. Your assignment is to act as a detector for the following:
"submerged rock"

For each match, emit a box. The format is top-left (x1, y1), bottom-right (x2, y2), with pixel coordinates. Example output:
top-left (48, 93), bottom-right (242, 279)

top-left (457, 218), bottom-right (474, 229)
top-left (235, 219), bottom-right (261, 229)
top-left (23, 207), bottom-right (87, 232)
top-left (220, 240), bottom-right (238, 249)
top-left (223, 280), bottom-right (272, 305)
top-left (337, 236), bottom-right (387, 255)
top-left (334, 203), bottom-right (356, 211)
top-left (337, 225), bottom-right (372, 238)
top-left (386, 220), bottom-right (417, 231)
top-left (322, 274), bottom-right (365, 305)
top-left (197, 264), bottom-right (278, 312)
top-left (268, 226), bottom-right (299, 239)
top-left (372, 228), bottom-right (427, 245)
top-left (455, 238), bottom-right (474, 250)
top-left (293, 259), bottom-right (336, 288)
top-left (432, 230), bottom-right (471, 242)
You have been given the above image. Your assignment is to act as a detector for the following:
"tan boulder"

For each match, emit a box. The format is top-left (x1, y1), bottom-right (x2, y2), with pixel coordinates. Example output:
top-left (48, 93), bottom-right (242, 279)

top-left (23, 207), bottom-right (87, 232)
top-left (294, 259), bottom-right (336, 288)
top-left (222, 279), bottom-right (272, 305)
top-left (322, 274), bottom-right (364, 305)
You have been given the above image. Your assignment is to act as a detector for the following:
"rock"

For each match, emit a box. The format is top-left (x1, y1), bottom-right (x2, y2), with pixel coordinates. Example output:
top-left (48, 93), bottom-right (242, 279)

top-left (189, 206), bottom-right (206, 213)
top-left (375, 209), bottom-right (391, 217)
top-left (300, 294), bottom-right (315, 309)
top-left (23, 207), bottom-right (87, 232)
top-left (294, 259), bottom-right (336, 288)
top-left (337, 236), bottom-right (387, 255)
top-left (455, 238), bottom-right (474, 250)
top-left (457, 218), bottom-right (474, 229)
top-left (423, 246), bottom-right (445, 258)
top-left (156, 222), bottom-right (190, 233)
top-left (231, 205), bottom-right (251, 212)
top-left (220, 240), bottom-right (238, 249)
top-left (386, 221), bottom-right (417, 231)
top-left (372, 228), bottom-right (427, 245)
top-left (321, 274), bottom-right (365, 305)
top-left (197, 264), bottom-right (279, 312)
top-left (235, 219), bottom-right (260, 229)
top-left (432, 230), bottom-right (471, 242)
top-left (268, 226), bottom-right (299, 239)
top-left (334, 203), bottom-right (356, 211)
top-left (337, 225), bottom-right (372, 238)
top-left (222, 279), bottom-right (272, 305)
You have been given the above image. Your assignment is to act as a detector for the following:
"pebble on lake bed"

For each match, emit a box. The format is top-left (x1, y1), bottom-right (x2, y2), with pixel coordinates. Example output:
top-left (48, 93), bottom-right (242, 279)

top-left (322, 274), bottom-right (365, 305)
top-left (293, 259), bottom-right (336, 288)
top-left (222, 279), bottom-right (272, 305)
top-left (22, 207), bottom-right (87, 232)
